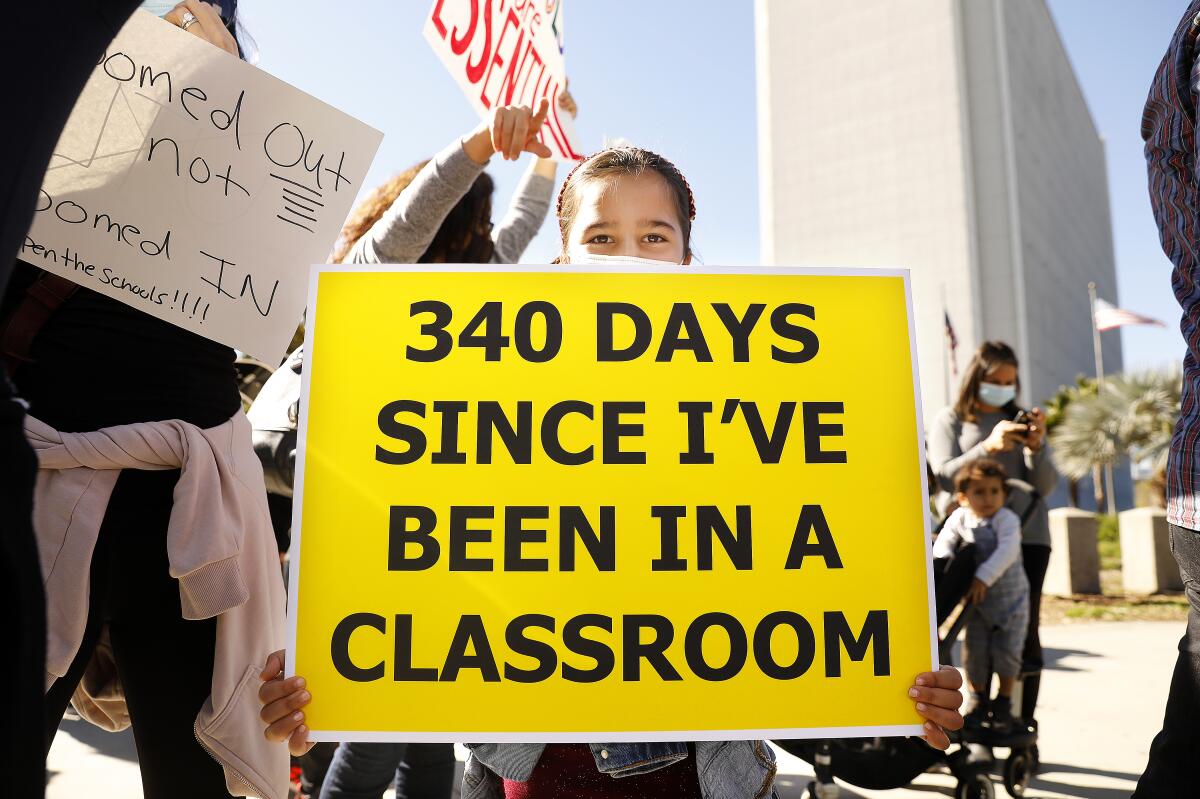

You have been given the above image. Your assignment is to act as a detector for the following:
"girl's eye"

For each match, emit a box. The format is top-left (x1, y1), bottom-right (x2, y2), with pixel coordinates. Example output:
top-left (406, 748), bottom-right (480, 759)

top-left (586, 234), bottom-right (613, 244)
top-left (645, 234), bottom-right (667, 243)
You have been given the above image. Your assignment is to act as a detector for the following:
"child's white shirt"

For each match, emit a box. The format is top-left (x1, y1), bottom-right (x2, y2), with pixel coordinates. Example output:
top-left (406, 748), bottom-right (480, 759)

top-left (933, 505), bottom-right (1022, 587)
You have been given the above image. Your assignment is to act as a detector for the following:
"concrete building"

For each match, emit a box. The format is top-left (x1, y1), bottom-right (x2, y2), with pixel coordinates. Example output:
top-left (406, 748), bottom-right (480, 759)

top-left (755, 0), bottom-right (1123, 425)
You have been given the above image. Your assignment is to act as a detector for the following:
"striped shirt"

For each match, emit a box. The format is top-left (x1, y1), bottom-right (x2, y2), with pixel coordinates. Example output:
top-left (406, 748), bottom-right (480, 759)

top-left (1142, 1), bottom-right (1200, 530)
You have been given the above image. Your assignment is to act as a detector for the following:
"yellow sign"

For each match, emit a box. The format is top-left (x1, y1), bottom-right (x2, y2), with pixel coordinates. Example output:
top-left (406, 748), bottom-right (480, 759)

top-left (288, 265), bottom-right (936, 742)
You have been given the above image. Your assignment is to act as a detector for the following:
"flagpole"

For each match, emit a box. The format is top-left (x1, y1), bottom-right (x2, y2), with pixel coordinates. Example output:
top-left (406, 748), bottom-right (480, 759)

top-left (1088, 282), bottom-right (1117, 516)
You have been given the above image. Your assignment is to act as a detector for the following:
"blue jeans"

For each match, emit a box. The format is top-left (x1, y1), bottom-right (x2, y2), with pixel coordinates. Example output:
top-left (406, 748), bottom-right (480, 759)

top-left (1135, 524), bottom-right (1200, 797)
top-left (319, 742), bottom-right (455, 799)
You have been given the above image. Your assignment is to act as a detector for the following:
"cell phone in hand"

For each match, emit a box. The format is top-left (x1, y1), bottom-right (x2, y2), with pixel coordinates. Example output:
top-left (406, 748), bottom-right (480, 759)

top-left (1013, 409), bottom-right (1033, 438)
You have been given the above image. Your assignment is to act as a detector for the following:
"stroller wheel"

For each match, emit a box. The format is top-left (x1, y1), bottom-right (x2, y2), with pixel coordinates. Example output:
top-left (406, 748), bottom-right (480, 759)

top-left (804, 779), bottom-right (840, 799)
top-left (1003, 749), bottom-right (1034, 797)
top-left (954, 773), bottom-right (996, 799)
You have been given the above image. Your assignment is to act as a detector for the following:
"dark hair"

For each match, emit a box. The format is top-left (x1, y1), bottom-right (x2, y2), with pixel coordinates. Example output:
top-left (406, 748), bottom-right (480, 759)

top-left (332, 163), bottom-right (495, 264)
top-left (953, 340), bottom-right (1020, 423)
top-left (216, 0), bottom-right (253, 60)
top-left (555, 146), bottom-right (695, 262)
top-left (953, 458), bottom-right (1010, 495)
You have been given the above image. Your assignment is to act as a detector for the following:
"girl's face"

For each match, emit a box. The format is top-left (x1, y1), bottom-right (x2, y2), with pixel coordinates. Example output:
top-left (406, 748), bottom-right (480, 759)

top-left (564, 172), bottom-right (689, 264)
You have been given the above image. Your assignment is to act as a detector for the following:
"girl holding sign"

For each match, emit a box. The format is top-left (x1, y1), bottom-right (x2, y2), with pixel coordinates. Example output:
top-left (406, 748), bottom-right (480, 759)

top-left (260, 144), bottom-right (965, 798)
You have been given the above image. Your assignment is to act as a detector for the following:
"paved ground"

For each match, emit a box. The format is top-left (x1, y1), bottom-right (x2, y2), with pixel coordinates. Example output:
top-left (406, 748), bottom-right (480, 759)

top-left (48, 621), bottom-right (1179, 799)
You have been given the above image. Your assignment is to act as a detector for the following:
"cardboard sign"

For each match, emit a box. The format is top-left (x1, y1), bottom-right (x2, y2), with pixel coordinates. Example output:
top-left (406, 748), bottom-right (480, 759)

top-left (288, 265), bottom-right (937, 742)
top-left (23, 11), bottom-right (382, 362)
top-left (424, 0), bottom-right (583, 162)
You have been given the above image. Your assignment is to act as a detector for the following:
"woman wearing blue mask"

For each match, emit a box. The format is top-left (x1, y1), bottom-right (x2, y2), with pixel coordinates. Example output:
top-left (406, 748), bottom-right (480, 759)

top-left (928, 340), bottom-right (1059, 729)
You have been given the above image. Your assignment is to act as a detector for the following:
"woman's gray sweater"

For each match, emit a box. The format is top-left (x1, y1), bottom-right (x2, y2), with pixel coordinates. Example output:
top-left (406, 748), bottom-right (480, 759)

top-left (346, 139), bottom-right (554, 266)
top-left (928, 406), bottom-right (1060, 547)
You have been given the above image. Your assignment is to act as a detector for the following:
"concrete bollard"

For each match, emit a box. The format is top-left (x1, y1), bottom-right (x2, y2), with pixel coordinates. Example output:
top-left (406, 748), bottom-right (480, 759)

top-left (1044, 508), bottom-right (1101, 596)
top-left (1120, 507), bottom-right (1182, 594)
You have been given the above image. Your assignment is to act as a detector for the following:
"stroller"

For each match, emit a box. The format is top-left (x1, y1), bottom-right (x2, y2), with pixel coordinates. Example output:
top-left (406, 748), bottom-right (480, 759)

top-left (773, 480), bottom-right (1043, 799)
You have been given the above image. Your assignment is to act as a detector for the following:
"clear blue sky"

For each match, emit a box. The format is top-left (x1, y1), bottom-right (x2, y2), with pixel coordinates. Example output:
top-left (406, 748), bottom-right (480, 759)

top-left (240, 0), bottom-right (1182, 373)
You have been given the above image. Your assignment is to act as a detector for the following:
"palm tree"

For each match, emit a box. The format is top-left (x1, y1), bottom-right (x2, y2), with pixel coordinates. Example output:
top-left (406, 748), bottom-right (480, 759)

top-left (1048, 369), bottom-right (1181, 510)
top-left (1043, 376), bottom-right (1097, 507)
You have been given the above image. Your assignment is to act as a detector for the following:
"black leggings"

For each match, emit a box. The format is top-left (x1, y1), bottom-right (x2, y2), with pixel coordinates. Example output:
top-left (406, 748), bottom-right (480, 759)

top-left (45, 470), bottom-right (230, 798)
top-left (1, 389), bottom-right (44, 799)
top-left (1020, 543), bottom-right (1050, 721)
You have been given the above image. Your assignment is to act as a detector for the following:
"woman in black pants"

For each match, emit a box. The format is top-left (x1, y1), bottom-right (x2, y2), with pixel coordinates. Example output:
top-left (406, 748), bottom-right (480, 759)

top-left (4, 3), bottom-right (257, 797)
top-left (928, 341), bottom-right (1060, 724)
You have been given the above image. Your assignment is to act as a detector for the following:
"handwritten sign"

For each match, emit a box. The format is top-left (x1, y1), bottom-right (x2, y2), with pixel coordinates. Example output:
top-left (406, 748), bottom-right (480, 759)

top-left (24, 11), bottom-right (382, 362)
top-left (424, 0), bottom-right (583, 162)
top-left (288, 265), bottom-right (938, 742)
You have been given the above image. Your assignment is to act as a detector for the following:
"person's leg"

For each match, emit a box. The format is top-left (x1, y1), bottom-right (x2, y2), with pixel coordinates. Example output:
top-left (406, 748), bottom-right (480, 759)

top-left (102, 470), bottom-right (229, 799)
top-left (1, 388), bottom-right (45, 799)
top-left (1020, 544), bottom-right (1050, 721)
top-left (989, 593), bottom-right (1028, 732)
top-left (320, 742), bottom-right (409, 799)
top-left (961, 615), bottom-right (991, 724)
top-left (1134, 524), bottom-right (1200, 797)
top-left (394, 743), bottom-right (457, 799)
top-left (299, 742), bottom-right (340, 798)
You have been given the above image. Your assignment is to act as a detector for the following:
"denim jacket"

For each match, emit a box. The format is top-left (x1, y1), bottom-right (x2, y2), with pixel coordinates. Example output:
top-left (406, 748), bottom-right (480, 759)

top-left (462, 741), bottom-right (778, 799)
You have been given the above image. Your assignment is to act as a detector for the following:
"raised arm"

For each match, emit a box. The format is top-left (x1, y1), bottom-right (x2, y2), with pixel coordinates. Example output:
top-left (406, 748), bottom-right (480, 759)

top-left (492, 86), bottom-right (578, 264)
top-left (347, 103), bottom-right (553, 265)
top-left (491, 163), bottom-right (554, 264)
top-left (347, 140), bottom-right (486, 265)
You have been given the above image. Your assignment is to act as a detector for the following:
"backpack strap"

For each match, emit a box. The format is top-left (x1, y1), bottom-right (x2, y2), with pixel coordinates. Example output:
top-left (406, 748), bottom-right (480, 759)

top-left (0, 272), bottom-right (79, 376)
top-left (1018, 488), bottom-right (1043, 528)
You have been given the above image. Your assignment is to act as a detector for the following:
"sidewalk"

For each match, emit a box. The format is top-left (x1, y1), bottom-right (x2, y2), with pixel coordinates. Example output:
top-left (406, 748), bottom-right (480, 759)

top-left (48, 621), bottom-right (1179, 799)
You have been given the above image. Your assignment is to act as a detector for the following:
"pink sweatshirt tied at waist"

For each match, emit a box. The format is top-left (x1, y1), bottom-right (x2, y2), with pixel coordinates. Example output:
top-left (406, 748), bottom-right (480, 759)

top-left (27, 413), bottom-right (256, 676)
top-left (27, 411), bottom-right (288, 799)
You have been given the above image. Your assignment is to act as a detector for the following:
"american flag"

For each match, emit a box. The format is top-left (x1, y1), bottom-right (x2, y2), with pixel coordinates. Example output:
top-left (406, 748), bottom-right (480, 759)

top-left (1094, 298), bottom-right (1167, 332)
top-left (943, 309), bottom-right (958, 378)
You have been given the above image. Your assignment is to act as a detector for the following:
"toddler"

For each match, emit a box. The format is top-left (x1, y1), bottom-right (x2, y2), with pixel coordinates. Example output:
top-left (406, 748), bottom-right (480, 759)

top-left (934, 458), bottom-right (1029, 731)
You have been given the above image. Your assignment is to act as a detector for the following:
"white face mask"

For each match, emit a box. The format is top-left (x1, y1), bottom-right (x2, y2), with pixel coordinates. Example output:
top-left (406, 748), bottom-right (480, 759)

top-left (978, 381), bottom-right (1017, 408)
top-left (569, 253), bottom-right (685, 267)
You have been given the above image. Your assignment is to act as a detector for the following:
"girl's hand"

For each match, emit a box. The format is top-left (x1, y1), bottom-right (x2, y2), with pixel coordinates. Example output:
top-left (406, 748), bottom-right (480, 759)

top-left (966, 578), bottom-right (988, 604)
top-left (463, 101), bottom-right (553, 164)
top-left (258, 650), bottom-right (314, 756)
top-left (164, 1), bottom-right (239, 56)
top-left (982, 420), bottom-right (1027, 455)
top-left (1023, 407), bottom-right (1047, 451)
top-left (910, 665), bottom-right (965, 749)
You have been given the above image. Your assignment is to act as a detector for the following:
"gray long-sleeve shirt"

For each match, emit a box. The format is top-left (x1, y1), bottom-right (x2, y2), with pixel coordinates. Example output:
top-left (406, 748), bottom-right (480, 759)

top-left (347, 139), bottom-right (554, 266)
top-left (927, 407), bottom-right (1059, 546)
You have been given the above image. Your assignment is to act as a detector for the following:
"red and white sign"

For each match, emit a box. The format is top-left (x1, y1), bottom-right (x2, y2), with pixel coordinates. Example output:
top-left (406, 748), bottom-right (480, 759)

top-left (425, 0), bottom-right (583, 162)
